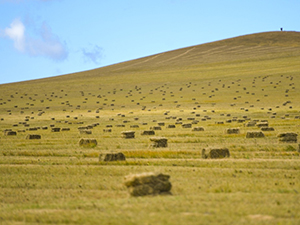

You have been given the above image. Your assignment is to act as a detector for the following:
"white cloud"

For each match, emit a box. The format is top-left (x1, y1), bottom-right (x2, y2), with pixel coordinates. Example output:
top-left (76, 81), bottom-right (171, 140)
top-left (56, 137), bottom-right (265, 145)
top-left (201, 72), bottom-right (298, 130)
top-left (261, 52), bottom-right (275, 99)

top-left (3, 18), bottom-right (68, 61)
top-left (4, 18), bottom-right (25, 52)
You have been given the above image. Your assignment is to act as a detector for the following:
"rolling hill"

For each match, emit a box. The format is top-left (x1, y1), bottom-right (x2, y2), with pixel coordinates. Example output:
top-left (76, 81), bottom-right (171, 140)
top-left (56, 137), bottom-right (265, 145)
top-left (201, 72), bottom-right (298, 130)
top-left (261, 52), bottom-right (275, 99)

top-left (1, 31), bottom-right (299, 114)
top-left (1, 31), bottom-right (300, 84)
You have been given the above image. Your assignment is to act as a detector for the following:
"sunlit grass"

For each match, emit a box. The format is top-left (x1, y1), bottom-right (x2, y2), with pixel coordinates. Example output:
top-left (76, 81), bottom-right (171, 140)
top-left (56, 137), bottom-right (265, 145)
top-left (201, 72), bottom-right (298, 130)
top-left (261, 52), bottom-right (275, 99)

top-left (0, 32), bottom-right (300, 224)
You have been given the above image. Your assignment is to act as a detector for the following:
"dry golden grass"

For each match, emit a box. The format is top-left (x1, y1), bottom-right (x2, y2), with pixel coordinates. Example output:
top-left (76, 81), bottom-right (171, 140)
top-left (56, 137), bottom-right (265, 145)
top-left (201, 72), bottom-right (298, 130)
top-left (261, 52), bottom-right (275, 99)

top-left (0, 31), bottom-right (300, 224)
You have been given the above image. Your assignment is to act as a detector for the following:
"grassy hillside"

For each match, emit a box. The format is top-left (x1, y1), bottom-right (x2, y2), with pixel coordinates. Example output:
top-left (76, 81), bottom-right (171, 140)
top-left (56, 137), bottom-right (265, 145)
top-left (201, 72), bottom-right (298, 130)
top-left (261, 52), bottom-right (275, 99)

top-left (0, 31), bottom-right (300, 224)
top-left (1, 31), bottom-right (300, 107)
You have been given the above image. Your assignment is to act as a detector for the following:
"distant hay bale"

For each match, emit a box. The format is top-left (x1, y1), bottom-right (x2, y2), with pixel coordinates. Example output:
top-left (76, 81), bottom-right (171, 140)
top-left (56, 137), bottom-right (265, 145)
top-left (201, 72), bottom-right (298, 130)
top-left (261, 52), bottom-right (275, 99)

top-left (150, 126), bottom-right (162, 130)
top-left (79, 138), bottom-right (97, 147)
top-left (256, 122), bottom-right (269, 127)
top-left (202, 148), bottom-right (230, 159)
top-left (61, 128), bottom-right (70, 131)
top-left (124, 172), bottom-right (172, 197)
top-left (157, 122), bottom-right (165, 126)
top-left (121, 131), bottom-right (135, 139)
top-left (167, 124), bottom-right (176, 128)
top-left (282, 101), bottom-right (291, 106)
top-left (187, 117), bottom-right (195, 121)
top-left (191, 120), bottom-right (199, 124)
top-left (4, 130), bottom-right (17, 136)
top-left (182, 123), bottom-right (192, 128)
top-left (78, 126), bottom-right (88, 130)
top-left (26, 134), bottom-right (41, 139)
top-left (130, 125), bottom-right (139, 128)
top-left (150, 137), bottom-right (168, 148)
top-left (103, 129), bottom-right (112, 132)
top-left (215, 121), bottom-right (224, 125)
top-left (192, 127), bottom-right (204, 131)
top-left (141, 130), bottom-right (155, 135)
top-left (51, 127), bottom-right (61, 132)
top-left (261, 127), bottom-right (275, 131)
top-left (80, 129), bottom-right (92, 134)
top-left (246, 131), bottom-right (265, 138)
top-left (225, 128), bottom-right (240, 134)
top-left (99, 152), bottom-right (126, 162)
top-left (277, 133), bottom-right (297, 143)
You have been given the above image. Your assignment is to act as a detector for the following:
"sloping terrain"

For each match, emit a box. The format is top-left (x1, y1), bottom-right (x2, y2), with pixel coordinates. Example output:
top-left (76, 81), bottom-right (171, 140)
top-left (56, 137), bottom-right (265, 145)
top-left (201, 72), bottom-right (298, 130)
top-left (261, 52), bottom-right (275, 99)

top-left (1, 32), bottom-right (299, 121)
top-left (0, 31), bottom-right (300, 224)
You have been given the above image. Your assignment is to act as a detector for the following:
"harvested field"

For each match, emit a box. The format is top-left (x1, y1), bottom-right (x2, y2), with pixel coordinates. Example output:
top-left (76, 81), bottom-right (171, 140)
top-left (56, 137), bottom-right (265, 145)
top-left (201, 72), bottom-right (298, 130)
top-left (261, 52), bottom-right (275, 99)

top-left (0, 31), bottom-right (300, 224)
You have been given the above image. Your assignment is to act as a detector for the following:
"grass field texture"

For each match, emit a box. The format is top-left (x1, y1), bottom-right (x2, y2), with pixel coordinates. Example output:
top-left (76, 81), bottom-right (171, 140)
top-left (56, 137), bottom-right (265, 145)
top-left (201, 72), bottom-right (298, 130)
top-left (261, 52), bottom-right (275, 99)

top-left (0, 31), bottom-right (300, 224)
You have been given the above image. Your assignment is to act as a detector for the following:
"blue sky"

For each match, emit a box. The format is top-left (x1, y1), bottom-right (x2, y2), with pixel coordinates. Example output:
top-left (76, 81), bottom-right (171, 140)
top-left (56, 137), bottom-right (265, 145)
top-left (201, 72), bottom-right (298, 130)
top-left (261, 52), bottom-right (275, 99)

top-left (0, 0), bottom-right (299, 84)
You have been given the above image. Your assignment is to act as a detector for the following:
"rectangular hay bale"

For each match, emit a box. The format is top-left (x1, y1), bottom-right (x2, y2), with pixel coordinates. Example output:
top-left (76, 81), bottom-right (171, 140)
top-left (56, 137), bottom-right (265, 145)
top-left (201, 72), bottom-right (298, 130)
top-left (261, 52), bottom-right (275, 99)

top-left (99, 152), bottom-right (126, 162)
top-left (202, 148), bottom-right (230, 159)
top-left (79, 138), bottom-right (97, 147)
top-left (26, 134), bottom-right (41, 139)
top-left (124, 172), bottom-right (172, 196)
top-left (277, 132), bottom-right (297, 143)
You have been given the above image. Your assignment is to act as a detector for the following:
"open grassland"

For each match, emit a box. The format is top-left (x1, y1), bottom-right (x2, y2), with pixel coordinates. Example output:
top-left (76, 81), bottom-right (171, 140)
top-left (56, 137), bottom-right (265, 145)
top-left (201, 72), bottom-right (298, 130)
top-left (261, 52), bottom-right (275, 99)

top-left (0, 32), bottom-right (300, 224)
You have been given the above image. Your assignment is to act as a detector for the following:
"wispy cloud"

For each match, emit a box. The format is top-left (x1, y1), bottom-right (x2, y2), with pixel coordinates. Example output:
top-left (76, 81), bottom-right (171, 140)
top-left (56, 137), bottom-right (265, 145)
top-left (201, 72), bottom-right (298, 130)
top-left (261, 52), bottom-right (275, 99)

top-left (82, 45), bottom-right (103, 64)
top-left (2, 18), bottom-right (68, 61)
top-left (27, 21), bottom-right (68, 60)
